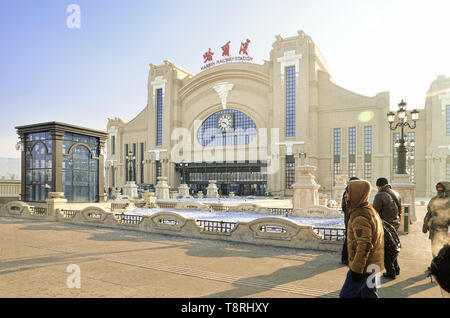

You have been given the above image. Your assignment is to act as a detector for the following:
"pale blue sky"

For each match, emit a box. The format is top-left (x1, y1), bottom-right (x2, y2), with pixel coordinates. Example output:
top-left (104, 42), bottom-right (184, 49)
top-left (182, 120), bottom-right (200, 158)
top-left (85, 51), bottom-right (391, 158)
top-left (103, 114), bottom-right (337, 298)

top-left (1, 0), bottom-right (449, 157)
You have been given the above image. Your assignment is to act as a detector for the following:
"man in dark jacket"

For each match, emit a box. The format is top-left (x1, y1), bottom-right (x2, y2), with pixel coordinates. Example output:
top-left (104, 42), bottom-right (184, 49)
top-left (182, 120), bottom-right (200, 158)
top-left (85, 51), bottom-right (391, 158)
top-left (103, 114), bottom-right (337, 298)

top-left (372, 177), bottom-right (402, 279)
top-left (341, 177), bottom-right (359, 265)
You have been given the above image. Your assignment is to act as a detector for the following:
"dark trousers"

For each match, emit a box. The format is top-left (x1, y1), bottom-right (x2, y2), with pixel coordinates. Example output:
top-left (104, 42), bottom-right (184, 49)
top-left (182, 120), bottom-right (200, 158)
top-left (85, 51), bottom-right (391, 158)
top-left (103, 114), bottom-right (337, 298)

top-left (339, 270), bottom-right (379, 298)
top-left (341, 236), bottom-right (348, 263)
top-left (385, 257), bottom-right (400, 275)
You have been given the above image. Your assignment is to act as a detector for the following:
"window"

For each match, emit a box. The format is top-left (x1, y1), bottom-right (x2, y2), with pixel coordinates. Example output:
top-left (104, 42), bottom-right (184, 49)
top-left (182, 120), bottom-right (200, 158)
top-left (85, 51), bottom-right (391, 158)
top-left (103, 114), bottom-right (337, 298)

top-left (140, 142), bottom-right (145, 184)
top-left (197, 109), bottom-right (257, 147)
top-left (62, 132), bottom-right (99, 202)
top-left (364, 126), bottom-right (372, 182)
top-left (407, 132), bottom-right (415, 183)
top-left (392, 132), bottom-right (399, 175)
top-left (125, 144), bottom-right (129, 181)
top-left (285, 155), bottom-right (295, 189)
top-left (156, 88), bottom-right (163, 146)
top-left (111, 135), bottom-right (116, 155)
top-left (25, 132), bottom-right (52, 202)
top-left (285, 66), bottom-right (296, 137)
top-left (447, 105), bottom-right (450, 136)
top-left (132, 143), bottom-right (136, 182)
top-left (333, 128), bottom-right (341, 183)
top-left (348, 127), bottom-right (356, 177)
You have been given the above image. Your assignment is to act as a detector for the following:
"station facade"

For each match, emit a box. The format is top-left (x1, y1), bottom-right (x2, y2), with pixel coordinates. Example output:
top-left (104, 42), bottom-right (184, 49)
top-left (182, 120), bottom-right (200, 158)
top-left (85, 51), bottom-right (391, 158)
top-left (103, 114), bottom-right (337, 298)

top-left (106, 31), bottom-right (449, 198)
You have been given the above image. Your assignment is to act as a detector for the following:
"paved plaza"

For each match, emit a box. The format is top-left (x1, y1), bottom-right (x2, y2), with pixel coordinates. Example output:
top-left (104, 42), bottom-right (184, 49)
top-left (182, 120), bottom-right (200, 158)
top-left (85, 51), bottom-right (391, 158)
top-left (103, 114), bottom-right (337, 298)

top-left (0, 204), bottom-right (443, 298)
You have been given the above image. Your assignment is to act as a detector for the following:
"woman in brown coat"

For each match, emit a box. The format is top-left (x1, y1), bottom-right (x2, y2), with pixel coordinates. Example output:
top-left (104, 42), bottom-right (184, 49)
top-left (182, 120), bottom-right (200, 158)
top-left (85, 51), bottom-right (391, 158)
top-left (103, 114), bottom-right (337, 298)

top-left (339, 179), bottom-right (385, 298)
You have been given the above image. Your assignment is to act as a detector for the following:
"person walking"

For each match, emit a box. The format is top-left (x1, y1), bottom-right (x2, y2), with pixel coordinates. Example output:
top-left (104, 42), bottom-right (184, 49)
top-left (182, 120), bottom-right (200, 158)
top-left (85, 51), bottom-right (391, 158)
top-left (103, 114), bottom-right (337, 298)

top-left (339, 179), bottom-right (385, 298)
top-left (341, 177), bottom-right (360, 265)
top-left (423, 181), bottom-right (450, 258)
top-left (372, 177), bottom-right (402, 279)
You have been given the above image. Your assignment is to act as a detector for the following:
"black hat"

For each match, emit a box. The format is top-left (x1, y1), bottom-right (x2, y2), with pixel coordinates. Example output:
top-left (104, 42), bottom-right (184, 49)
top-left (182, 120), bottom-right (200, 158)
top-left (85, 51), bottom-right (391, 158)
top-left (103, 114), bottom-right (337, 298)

top-left (429, 244), bottom-right (450, 293)
top-left (376, 177), bottom-right (389, 187)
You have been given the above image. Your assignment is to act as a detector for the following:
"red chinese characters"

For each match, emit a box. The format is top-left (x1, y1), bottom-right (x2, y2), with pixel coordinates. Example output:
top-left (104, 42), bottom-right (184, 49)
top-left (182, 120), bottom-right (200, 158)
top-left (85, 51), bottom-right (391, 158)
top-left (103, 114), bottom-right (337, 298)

top-left (203, 48), bottom-right (214, 63)
top-left (239, 39), bottom-right (251, 55)
top-left (221, 41), bottom-right (231, 57)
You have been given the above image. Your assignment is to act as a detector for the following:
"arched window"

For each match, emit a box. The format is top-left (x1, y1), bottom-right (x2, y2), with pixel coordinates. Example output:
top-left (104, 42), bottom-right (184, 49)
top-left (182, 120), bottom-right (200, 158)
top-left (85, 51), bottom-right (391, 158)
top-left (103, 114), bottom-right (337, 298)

top-left (25, 138), bottom-right (52, 202)
top-left (62, 141), bottom-right (99, 202)
top-left (197, 109), bottom-right (257, 147)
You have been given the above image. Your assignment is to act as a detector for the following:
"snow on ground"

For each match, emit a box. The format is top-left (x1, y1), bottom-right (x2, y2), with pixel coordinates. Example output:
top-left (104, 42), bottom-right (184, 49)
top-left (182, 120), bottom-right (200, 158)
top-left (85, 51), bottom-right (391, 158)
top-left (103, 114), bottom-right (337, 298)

top-left (159, 197), bottom-right (279, 203)
top-left (130, 207), bottom-right (344, 229)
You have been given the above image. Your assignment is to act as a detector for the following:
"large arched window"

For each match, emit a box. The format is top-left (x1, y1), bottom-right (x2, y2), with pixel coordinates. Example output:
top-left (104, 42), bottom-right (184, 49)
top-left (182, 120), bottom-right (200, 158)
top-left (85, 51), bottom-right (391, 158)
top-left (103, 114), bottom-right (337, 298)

top-left (62, 133), bottom-right (99, 202)
top-left (25, 132), bottom-right (52, 202)
top-left (197, 109), bottom-right (257, 147)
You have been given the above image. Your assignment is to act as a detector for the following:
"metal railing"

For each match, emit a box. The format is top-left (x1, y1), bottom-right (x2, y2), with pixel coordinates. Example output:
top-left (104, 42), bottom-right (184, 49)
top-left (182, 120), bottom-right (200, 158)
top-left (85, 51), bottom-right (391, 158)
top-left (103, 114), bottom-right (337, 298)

top-left (116, 213), bottom-right (143, 225)
top-left (196, 219), bottom-right (236, 233)
top-left (268, 208), bottom-right (293, 216)
top-left (157, 202), bottom-right (177, 209)
top-left (60, 209), bottom-right (79, 218)
top-left (313, 227), bottom-right (345, 241)
top-left (30, 206), bottom-right (47, 216)
top-left (260, 225), bottom-right (287, 233)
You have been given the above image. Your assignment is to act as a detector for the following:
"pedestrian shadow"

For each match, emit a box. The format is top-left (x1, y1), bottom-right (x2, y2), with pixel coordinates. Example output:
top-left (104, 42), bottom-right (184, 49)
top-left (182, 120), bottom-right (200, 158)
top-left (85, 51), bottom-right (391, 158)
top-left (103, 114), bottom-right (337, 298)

top-left (202, 254), bottom-right (343, 298)
top-left (379, 273), bottom-right (438, 297)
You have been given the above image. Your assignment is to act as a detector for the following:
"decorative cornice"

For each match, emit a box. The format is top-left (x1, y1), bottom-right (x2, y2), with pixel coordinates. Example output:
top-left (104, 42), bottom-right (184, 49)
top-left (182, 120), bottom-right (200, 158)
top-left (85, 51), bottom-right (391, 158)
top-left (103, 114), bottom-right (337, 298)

top-left (276, 50), bottom-right (302, 86)
top-left (151, 76), bottom-right (167, 106)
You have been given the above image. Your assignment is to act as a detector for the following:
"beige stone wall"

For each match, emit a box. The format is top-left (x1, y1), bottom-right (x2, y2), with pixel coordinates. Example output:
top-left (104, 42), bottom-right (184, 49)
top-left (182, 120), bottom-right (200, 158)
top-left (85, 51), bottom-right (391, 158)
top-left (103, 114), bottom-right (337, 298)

top-left (105, 31), bottom-right (448, 198)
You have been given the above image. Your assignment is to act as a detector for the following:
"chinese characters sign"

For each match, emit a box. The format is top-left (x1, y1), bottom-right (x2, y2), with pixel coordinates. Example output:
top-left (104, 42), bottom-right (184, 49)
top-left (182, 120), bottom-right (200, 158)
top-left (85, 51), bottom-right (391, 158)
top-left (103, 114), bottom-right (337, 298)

top-left (201, 39), bottom-right (253, 71)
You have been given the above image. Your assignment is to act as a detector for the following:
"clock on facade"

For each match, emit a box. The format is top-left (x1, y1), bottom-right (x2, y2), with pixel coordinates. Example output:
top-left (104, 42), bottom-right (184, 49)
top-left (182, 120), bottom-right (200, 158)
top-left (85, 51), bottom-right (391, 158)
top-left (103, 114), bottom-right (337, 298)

top-left (217, 113), bottom-right (234, 132)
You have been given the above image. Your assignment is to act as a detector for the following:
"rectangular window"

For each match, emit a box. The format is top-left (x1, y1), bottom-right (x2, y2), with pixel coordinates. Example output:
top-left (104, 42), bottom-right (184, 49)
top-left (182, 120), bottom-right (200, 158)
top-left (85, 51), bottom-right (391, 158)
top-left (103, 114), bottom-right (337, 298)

top-left (447, 105), bottom-right (450, 136)
top-left (348, 127), bottom-right (356, 178)
top-left (156, 88), bottom-right (163, 145)
top-left (333, 128), bottom-right (341, 184)
top-left (132, 143), bottom-right (136, 182)
top-left (392, 132), bottom-right (399, 175)
top-left (285, 155), bottom-right (295, 189)
top-left (407, 132), bottom-right (415, 183)
top-left (140, 142), bottom-right (145, 184)
top-left (111, 136), bottom-right (116, 155)
top-left (364, 126), bottom-right (372, 182)
top-left (285, 66), bottom-right (296, 137)
top-left (125, 144), bottom-right (129, 181)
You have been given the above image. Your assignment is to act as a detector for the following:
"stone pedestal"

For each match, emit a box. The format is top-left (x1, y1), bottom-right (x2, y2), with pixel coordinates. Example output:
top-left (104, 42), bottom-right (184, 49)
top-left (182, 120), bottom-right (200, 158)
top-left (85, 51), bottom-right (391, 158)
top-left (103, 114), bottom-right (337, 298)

top-left (123, 181), bottom-right (139, 199)
top-left (178, 184), bottom-right (190, 199)
top-left (46, 192), bottom-right (68, 216)
top-left (391, 173), bottom-right (416, 222)
top-left (114, 188), bottom-right (121, 200)
top-left (206, 180), bottom-right (219, 198)
top-left (292, 165), bottom-right (321, 211)
top-left (155, 177), bottom-right (170, 200)
top-left (333, 174), bottom-right (348, 204)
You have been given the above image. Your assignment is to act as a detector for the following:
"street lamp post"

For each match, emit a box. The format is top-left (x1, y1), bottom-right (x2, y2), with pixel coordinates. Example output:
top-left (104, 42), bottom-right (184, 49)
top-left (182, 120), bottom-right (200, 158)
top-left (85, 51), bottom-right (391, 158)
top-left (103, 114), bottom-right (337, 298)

top-left (126, 151), bottom-right (136, 182)
top-left (387, 100), bottom-right (420, 175)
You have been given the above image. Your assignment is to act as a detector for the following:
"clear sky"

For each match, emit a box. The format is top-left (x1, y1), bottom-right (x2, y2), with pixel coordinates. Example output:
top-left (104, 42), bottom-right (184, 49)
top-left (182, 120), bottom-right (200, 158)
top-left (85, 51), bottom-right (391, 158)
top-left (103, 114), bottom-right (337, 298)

top-left (1, 0), bottom-right (449, 158)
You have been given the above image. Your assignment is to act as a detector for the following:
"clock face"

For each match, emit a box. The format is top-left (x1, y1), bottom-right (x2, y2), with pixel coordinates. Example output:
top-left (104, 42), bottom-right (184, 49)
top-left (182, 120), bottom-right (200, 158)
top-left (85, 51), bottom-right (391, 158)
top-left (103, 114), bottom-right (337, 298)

top-left (217, 113), bottom-right (234, 132)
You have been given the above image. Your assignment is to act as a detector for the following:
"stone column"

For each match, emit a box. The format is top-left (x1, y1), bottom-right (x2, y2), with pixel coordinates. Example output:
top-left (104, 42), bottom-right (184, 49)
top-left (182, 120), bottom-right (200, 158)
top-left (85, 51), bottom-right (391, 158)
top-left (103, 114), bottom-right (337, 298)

top-left (206, 180), bottom-right (219, 198)
top-left (46, 192), bottom-right (68, 217)
top-left (292, 165), bottom-right (321, 211)
top-left (391, 174), bottom-right (416, 222)
top-left (333, 174), bottom-right (348, 203)
top-left (155, 176), bottom-right (170, 200)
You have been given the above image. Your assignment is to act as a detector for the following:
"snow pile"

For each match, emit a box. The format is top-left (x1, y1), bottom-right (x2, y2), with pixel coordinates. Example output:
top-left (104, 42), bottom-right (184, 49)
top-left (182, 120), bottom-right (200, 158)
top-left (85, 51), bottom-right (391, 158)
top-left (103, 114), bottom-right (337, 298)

top-left (129, 207), bottom-right (344, 229)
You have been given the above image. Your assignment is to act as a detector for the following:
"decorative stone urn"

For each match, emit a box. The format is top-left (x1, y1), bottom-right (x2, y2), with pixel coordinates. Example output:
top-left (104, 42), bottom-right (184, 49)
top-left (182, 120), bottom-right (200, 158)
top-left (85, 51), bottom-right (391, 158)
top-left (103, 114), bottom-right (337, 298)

top-left (292, 165), bottom-right (321, 211)
top-left (155, 176), bottom-right (170, 200)
top-left (197, 192), bottom-right (204, 199)
top-left (391, 173), bottom-right (416, 222)
top-left (206, 180), bottom-right (219, 198)
top-left (143, 191), bottom-right (158, 208)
